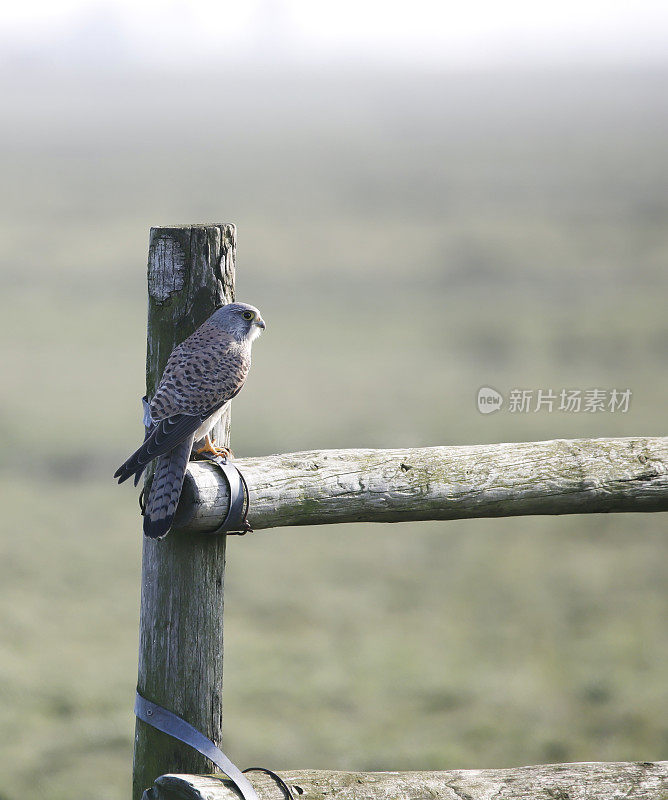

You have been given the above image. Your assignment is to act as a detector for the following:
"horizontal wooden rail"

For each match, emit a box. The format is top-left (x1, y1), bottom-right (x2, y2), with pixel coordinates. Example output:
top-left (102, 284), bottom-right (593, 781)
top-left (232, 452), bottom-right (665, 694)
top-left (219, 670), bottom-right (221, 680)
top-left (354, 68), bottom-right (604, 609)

top-left (172, 436), bottom-right (668, 533)
top-left (144, 761), bottom-right (668, 799)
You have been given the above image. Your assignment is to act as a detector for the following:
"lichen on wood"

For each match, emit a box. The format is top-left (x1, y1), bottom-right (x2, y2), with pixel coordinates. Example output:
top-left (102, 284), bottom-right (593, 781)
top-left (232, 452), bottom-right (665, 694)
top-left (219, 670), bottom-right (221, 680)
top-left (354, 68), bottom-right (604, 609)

top-left (173, 436), bottom-right (668, 533)
top-left (143, 761), bottom-right (668, 800)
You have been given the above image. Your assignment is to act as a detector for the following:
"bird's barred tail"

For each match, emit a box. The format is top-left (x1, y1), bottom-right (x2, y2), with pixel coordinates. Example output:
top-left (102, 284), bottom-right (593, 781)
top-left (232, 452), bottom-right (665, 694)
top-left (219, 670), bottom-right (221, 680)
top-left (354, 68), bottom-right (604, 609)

top-left (143, 435), bottom-right (194, 539)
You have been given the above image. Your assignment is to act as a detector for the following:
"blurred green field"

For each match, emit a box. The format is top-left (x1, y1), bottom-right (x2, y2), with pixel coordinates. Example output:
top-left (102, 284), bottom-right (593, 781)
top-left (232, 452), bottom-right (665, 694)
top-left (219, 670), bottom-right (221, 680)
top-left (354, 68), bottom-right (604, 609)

top-left (0, 65), bottom-right (667, 800)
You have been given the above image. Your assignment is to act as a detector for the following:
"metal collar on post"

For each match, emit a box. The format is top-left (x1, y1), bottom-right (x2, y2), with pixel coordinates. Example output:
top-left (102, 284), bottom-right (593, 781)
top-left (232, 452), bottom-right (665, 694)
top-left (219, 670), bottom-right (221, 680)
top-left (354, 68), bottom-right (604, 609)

top-left (135, 692), bottom-right (259, 800)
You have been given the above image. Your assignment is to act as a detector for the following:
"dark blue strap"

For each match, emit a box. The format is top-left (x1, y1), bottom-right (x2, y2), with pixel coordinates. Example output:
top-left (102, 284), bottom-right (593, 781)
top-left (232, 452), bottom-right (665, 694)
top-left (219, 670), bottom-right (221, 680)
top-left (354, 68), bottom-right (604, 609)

top-left (134, 691), bottom-right (259, 800)
top-left (200, 454), bottom-right (252, 534)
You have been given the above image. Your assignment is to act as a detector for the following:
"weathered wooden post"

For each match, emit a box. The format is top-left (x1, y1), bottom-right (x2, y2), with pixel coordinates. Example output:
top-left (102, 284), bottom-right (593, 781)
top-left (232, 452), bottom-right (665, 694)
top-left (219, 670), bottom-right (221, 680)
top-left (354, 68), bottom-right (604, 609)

top-left (132, 224), bottom-right (236, 800)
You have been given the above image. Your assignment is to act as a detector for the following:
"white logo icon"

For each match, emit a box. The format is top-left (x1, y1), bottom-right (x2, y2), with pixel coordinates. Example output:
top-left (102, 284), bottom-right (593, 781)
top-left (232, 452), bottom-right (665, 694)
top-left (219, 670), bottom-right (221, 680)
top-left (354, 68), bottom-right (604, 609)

top-left (477, 386), bottom-right (503, 414)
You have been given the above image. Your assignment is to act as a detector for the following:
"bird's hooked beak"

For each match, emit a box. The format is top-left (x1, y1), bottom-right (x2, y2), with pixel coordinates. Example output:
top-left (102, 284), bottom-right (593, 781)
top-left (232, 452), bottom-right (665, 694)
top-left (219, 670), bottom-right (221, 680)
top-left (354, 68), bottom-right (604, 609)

top-left (255, 318), bottom-right (266, 330)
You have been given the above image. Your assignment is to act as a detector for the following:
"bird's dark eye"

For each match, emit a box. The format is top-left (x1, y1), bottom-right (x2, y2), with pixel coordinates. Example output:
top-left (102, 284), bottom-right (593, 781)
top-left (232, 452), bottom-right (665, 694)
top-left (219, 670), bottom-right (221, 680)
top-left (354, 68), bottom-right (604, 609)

top-left (242, 311), bottom-right (253, 320)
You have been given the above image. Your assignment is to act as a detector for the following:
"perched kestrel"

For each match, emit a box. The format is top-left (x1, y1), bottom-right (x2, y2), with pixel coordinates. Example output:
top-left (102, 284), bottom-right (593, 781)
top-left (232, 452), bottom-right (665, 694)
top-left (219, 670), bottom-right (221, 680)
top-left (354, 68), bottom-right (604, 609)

top-left (115, 302), bottom-right (266, 539)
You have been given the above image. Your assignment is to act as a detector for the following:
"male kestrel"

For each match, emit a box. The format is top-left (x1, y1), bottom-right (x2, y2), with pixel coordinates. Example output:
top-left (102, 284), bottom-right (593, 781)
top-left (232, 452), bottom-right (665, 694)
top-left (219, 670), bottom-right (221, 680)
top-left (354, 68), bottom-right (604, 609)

top-left (115, 302), bottom-right (266, 539)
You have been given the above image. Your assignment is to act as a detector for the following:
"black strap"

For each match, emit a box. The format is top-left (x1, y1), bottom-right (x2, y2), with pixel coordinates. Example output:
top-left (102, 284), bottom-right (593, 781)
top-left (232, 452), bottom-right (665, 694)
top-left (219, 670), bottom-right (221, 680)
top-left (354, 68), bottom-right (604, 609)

top-left (200, 453), bottom-right (253, 535)
top-left (134, 692), bottom-right (259, 800)
top-left (242, 767), bottom-right (297, 800)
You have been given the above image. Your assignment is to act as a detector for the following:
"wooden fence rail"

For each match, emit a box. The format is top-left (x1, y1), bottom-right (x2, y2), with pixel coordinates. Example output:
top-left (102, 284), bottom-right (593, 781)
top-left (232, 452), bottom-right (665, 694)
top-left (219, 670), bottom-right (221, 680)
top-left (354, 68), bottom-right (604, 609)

top-left (174, 437), bottom-right (668, 533)
top-left (144, 761), bottom-right (668, 800)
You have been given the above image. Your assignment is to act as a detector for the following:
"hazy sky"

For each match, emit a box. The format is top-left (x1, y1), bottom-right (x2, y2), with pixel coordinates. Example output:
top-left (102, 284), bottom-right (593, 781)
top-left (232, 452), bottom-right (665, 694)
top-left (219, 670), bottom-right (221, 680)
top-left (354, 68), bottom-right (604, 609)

top-left (2, 0), bottom-right (668, 67)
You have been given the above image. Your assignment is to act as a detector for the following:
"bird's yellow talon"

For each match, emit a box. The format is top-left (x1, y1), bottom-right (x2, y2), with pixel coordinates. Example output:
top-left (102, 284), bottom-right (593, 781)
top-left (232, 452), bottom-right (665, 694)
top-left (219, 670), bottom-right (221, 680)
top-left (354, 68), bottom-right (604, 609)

top-left (194, 435), bottom-right (234, 460)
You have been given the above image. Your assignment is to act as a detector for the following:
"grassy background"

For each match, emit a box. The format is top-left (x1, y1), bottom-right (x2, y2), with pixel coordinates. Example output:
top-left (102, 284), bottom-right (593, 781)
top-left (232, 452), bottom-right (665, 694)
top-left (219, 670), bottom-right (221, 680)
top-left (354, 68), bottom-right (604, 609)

top-left (0, 64), bottom-right (667, 799)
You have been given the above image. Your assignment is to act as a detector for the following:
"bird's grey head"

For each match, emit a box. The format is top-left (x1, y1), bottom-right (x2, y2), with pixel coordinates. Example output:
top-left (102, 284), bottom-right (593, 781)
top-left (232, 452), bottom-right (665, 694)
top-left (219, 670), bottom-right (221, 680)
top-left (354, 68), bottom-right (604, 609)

top-left (210, 302), bottom-right (266, 343)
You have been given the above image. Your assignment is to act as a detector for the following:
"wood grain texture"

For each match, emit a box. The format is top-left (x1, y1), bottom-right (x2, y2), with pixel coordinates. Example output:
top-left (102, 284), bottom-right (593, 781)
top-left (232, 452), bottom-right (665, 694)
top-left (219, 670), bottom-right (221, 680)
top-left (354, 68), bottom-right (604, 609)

top-left (143, 761), bottom-right (668, 800)
top-left (173, 436), bottom-right (668, 533)
top-left (133, 224), bottom-right (236, 800)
